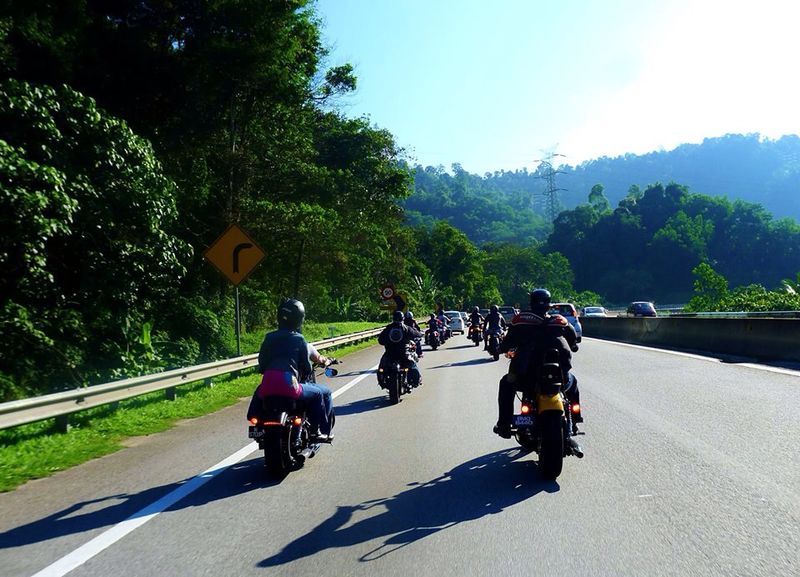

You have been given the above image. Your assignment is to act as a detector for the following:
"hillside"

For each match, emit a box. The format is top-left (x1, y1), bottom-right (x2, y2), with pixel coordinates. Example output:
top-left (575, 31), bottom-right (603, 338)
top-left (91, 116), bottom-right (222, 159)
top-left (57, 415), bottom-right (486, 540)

top-left (406, 133), bottom-right (800, 246)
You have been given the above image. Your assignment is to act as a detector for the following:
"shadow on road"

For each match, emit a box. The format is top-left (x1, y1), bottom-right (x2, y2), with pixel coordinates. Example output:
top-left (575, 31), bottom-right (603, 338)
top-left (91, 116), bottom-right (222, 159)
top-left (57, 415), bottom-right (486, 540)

top-left (0, 455), bottom-right (273, 549)
top-left (257, 448), bottom-right (558, 567)
top-left (334, 395), bottom-right (392, 415)
top-left (429, 357), bottom-right (497, 369)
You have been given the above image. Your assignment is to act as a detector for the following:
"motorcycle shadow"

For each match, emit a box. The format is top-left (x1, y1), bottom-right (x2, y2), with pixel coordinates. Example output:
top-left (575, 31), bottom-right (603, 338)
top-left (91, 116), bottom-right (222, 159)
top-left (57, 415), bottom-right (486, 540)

top-left (335, 395), bottom-right (395, 416)
top-left (258, 448), bottom-right (559, 567)
top-left (447, 344), bottom-right (478, 350)
top-left (429, 357), bottom-right (498, 369)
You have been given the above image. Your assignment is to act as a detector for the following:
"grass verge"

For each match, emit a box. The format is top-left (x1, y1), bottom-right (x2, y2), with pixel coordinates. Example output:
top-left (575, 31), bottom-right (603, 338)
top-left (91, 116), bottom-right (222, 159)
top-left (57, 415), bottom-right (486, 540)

top-left (0, 333), bottom-right (379, 493)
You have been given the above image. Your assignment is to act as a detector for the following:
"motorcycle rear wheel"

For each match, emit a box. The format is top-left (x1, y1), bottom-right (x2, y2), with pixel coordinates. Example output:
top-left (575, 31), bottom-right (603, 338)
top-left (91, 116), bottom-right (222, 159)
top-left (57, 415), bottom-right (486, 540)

top-left (537, 411), bottom-right (564, 480)
top-left (263, 427), bottom-right (292, 479)
top-left (389, 374), bottom-right (401, 404)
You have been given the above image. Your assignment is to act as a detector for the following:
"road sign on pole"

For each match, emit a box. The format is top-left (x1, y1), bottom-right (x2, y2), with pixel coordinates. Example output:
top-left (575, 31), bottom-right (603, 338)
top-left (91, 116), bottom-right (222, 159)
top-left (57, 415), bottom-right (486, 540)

top-left (203, 224), bottom-right (265, 286)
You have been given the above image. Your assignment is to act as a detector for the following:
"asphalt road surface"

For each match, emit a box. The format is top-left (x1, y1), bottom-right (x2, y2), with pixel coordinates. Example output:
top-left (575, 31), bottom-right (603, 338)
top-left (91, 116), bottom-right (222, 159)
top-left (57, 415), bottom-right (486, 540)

top-left (1, 336), bottom-right (798, 577)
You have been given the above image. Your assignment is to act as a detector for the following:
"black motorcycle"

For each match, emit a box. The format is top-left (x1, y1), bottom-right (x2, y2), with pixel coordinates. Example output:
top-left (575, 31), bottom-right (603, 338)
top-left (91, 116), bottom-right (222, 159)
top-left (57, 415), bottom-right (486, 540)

top-left (486, 329), bottom-right (503, 361)
top-left (509, 348), bottom-right (584, 480)
top-left (425, 326), bottom-right (441, 350)
top-left (247, 359), bottom-right (339, 479)
top-left (377, 343), bottom-right (418, 404)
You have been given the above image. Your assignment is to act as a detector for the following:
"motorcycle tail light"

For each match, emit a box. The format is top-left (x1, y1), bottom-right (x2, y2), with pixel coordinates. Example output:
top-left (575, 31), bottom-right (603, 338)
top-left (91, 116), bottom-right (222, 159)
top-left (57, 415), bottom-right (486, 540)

top-left (571, 403), bottom-right (581, 414)
top-left (378, 368), bottom-right (384, 373)
top-left (249, 417), bottom-right (258, 425)
top-left (521, 404), bottom-right (531, 414)
top-left (292, 417), bottom-right (303, 426)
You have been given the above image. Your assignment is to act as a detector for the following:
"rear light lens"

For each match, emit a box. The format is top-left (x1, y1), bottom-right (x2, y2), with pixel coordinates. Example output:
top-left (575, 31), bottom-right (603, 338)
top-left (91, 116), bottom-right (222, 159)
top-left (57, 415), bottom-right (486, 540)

top-left (571, 403), bottom-right (581, 414)
top-left (292, 417), bottom-right (303, 426)
top-left (249, 417), bottom-right (258, 425)
top-left (521, 404), bottom-right (531, 414)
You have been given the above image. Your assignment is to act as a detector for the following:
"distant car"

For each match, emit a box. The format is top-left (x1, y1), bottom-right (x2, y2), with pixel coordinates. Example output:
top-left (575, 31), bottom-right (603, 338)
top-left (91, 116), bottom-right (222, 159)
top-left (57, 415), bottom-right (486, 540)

top-left (498, 306), bottom-right (518, 324)
top-left (581, 306), bottom-right (608, 317)
top-left (549, 302), bottom-right (583, 342)
top-left (627, 301), bottom-right (657, 317)
top-left (459, 311), bottom-right (469, 324)
top-left (444, 310), bottom-right (466, 334)
top-left (479, 308), bottom-right (489, 317)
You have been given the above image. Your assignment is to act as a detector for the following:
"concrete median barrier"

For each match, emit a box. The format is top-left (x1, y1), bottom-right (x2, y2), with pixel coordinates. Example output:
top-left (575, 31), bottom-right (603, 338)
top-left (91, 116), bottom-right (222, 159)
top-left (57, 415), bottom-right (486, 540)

top-left (581, 317), bottom-right (800, 362)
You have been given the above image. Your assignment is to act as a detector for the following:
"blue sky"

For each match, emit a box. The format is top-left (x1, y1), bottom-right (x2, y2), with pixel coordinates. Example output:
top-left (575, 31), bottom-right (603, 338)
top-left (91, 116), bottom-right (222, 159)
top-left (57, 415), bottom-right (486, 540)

top-left (315, 0), bottom-right (800, 174)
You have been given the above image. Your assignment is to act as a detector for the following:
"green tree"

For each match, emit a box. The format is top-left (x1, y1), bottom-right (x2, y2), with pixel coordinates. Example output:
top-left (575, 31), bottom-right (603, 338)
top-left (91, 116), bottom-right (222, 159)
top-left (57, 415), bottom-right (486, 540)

top-left (0, 80), bottom-right (190, 398)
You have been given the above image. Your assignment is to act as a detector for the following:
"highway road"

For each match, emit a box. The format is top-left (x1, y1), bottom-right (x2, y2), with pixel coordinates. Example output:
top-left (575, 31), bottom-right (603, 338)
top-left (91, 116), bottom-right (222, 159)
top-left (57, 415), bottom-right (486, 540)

top-left (1, 336), bottom-right (798, 577)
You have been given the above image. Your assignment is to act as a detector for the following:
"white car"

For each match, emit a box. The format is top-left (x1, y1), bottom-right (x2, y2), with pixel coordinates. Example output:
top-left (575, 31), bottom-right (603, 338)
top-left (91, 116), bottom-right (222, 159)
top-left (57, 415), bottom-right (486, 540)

top-left (444, 310), bottom-right (466, 334)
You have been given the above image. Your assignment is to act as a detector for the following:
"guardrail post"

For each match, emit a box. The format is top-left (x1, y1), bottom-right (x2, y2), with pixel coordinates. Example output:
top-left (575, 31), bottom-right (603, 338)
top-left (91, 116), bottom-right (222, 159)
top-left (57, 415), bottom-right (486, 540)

top-left (205, 378), bottom-right (214, 388)
top-left (55, 414), bottom-right (70, 433)
top-left (166, 387), bottom-right (177, 401)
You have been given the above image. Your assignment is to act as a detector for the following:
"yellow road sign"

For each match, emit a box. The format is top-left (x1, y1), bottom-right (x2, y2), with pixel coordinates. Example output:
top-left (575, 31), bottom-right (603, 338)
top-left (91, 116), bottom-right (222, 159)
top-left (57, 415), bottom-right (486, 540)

top-left (203, 224), bottom-right (265, 286)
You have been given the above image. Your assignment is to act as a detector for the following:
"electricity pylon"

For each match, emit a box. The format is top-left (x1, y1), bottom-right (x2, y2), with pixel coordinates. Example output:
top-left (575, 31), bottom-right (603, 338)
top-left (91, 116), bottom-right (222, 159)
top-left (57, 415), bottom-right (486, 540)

top-left (535, 153), bottom-right (567, 222)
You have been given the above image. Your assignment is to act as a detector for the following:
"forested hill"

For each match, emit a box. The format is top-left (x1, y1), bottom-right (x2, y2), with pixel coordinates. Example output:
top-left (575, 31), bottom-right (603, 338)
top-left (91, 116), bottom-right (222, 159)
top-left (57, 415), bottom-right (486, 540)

top-left (406, 133), bottom-right (800, 244)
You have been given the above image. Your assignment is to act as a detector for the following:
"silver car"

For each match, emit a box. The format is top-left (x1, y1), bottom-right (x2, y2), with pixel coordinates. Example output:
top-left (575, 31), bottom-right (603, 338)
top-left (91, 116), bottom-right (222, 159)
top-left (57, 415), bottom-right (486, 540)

top-left (444, 310), bottom-right (466, 335)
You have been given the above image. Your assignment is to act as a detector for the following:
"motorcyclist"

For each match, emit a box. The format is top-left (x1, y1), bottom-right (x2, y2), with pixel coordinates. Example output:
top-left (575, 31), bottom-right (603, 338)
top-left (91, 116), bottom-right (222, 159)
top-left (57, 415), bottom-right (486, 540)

top-left (404, 311), bottom-right (424, 358)
top-left (378, 310), bottom-right (423, 388)
top-left (482, 304), bottom-right (507, 349)
top-left (425, 313), bottom-right (444, 345)
top-left (493, 288), bottom-right (582, 439)
top-left (436, 307), bottom-right (452, 341)
top-left (468, 306), bottom-right (484, 340)
top-left (247, 298), bottom-right (334, 441)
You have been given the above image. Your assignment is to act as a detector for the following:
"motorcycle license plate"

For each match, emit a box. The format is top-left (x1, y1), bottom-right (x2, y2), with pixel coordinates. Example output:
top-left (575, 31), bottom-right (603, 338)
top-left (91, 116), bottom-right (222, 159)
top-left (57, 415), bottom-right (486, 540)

top-left (248, 426), bottom-right (266, 439)
top-left (514, 415), bottom-right (533, 426)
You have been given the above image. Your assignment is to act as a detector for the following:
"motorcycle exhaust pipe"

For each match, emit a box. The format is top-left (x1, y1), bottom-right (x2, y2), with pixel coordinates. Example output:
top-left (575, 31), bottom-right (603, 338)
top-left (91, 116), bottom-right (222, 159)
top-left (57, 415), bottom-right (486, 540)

top-left (568, 437), bottom-right (584, 458)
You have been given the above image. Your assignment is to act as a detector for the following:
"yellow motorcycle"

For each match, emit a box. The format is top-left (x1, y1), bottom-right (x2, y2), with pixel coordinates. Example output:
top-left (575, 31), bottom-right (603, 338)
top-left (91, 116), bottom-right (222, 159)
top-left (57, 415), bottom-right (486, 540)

top-left (508, 348), bottom-right (584, 480)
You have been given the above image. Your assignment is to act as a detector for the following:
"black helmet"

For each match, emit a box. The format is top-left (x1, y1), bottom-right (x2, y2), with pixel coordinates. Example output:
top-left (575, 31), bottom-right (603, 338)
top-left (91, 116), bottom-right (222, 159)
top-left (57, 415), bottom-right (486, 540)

top-left (472, 306), bottom-right (479, 314)
top-left (530, 288), bottom-right (551, 315)
top-left (277, 298), bottom-right (305, 331)
top-left (490, 304), bottom-right (499, 313)
top-left (392, 310), bottom-right (404, 323)
top-left (405, 311), bottom-right (414, 319)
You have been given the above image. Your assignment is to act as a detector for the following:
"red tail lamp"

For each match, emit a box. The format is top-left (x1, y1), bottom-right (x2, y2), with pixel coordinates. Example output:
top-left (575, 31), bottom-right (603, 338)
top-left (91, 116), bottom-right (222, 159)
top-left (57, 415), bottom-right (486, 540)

top-left (571, 403), bottom-right (581, 414)
top-left (292, 417), bottom-right (303, 426)
top-left (521, 404), bottom-right (531, 414)
top-left (249, 417), bottom-right (258, 425)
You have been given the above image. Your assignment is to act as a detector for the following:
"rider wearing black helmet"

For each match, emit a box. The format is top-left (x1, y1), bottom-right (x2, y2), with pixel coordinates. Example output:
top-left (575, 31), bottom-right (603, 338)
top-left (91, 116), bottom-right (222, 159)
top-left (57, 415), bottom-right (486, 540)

top-left (378, 309), bottom-right (423, 388)
top-left (247, 298), bottom-right (334, 441)
top-left (493, 288), bottom-right (582, 438)
top-left (482, 304), bottom-right (506, 349)
top-left (403, 311), bottom-right (423, 357)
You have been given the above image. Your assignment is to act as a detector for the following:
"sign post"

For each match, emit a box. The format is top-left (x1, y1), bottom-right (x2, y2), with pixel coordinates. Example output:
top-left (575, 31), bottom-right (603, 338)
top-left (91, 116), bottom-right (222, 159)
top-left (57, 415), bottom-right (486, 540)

top-left (204, 224), bottom-right (265, 355)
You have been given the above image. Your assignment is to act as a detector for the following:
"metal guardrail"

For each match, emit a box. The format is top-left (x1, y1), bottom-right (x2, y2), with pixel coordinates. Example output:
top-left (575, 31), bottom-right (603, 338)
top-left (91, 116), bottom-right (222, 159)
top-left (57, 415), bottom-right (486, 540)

top-left (0, 327), bottom-right (383, 432)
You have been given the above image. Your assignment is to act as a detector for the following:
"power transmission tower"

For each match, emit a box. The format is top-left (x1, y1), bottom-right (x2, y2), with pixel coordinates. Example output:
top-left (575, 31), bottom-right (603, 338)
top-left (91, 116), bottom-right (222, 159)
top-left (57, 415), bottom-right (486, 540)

top-left (535, 153), bottom-right (567, 222)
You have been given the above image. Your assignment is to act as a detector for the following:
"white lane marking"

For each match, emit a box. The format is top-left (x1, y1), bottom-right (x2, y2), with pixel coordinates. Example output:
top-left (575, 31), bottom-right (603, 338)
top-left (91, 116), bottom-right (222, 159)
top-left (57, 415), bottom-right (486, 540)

top-left (31, 365), bottom-right (378, 577)
top-left (588, 337), bottom-right (800, 376)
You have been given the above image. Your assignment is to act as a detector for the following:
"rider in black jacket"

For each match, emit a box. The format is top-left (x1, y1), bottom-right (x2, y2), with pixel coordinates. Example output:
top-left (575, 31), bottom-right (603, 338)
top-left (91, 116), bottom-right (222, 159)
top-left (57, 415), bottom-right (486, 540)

top-left (493, 288), bottom-right (582, 438)
top-left (482, 304), bottom-right (506, 349)
top-left (378, 310), bottom-right (423, 387)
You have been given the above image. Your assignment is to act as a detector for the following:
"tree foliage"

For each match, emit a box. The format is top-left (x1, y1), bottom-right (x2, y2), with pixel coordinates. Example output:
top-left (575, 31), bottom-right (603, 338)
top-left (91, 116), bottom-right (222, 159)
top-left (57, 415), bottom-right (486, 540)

top-left (0, 80), bottom-right (190, 398)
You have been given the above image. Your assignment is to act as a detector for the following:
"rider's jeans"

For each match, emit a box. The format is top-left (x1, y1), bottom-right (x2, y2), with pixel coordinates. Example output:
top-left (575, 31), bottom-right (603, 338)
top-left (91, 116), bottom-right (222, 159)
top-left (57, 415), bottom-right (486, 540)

top-left (301, 383), bottom-right (333, 434)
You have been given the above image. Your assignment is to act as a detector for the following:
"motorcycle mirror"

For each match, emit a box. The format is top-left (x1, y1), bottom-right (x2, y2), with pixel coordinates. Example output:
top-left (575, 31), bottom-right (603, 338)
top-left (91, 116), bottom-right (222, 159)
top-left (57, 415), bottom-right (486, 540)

top-left (324, 367), bottom-right (338, 378)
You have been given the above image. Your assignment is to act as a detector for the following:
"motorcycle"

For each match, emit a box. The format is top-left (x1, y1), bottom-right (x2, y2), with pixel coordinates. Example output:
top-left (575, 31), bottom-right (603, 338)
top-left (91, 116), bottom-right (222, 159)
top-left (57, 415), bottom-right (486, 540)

top-left (468, 324), bottom-right (483, 346)
top-left (486, 329), bottom-right (503, 361)
top-left (247, 359), bottom-right (339, 479)
top-left (425, 326), bottom-right (441, 350)
top-left (377, 343), bottom-right (417, 404)
top-left (508, 348), bottom-right (584, 480)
